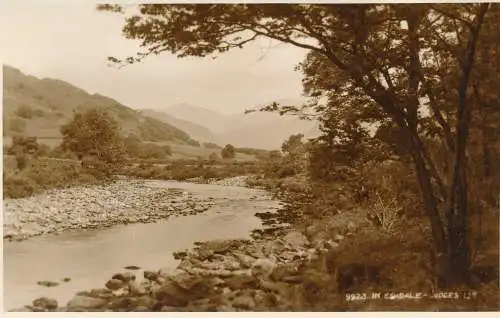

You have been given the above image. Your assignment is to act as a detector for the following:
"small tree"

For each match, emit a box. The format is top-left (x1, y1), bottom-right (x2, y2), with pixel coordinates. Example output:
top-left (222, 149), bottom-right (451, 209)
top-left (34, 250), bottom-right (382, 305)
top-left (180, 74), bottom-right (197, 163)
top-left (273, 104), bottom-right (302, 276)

top-left (61, 108), bottom-right (125, 174)
top-left (15, 105), bottom-right (34, 119)
top-left (7, 136), bottom-right (39, 170)
top-left (221, 144), bottom-right (235, 159)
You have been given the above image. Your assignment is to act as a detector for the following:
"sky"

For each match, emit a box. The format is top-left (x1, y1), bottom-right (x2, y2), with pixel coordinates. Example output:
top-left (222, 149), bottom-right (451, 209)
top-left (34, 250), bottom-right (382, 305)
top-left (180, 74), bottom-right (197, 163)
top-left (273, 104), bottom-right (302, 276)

top-left (0, 1), bottom-right (310, 115)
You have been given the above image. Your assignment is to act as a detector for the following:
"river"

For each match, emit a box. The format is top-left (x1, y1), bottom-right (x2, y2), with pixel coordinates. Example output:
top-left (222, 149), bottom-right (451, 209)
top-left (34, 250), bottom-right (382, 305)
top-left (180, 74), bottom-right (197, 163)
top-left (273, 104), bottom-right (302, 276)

top-left (3, 180), bottom-right (282, 311)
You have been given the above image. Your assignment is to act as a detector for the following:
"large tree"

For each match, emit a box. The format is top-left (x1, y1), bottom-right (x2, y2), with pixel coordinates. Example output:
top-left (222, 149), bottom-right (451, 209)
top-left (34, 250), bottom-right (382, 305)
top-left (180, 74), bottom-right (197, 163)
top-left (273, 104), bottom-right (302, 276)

top-left (98, 3), bottom-right (495, 286)
top-left (61, 108), bottom-right (125, 172)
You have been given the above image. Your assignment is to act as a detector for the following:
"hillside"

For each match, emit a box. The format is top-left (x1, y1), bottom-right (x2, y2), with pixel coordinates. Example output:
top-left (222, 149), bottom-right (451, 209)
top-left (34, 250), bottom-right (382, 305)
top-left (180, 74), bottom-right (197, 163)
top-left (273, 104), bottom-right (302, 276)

top-left (2, 65), bottom-right (197, 146)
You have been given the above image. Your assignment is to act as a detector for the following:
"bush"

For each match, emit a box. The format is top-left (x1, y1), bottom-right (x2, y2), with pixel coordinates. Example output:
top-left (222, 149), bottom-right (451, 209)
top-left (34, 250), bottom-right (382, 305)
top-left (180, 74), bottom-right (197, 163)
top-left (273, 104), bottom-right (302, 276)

top-left (15, 154), bottom-right (28, 170)
top-left (15, 105), bottom-right (34, 119)
top-left (3, 176), bottom-right (41, 198)
top-left (221, 144), bottom-right (235, 159)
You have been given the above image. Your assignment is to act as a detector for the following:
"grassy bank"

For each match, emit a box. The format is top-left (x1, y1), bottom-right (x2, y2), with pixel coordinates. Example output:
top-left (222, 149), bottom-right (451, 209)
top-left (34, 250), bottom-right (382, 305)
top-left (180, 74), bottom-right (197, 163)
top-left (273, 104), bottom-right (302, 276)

top-left (3, 156), bottom-right (112, 199)
top-left (120, 160), bottom-right (266, 182)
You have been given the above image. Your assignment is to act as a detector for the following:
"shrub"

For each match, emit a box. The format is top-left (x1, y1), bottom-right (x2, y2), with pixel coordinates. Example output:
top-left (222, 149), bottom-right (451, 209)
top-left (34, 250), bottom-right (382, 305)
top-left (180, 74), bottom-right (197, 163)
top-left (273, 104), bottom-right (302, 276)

top-left (15, 154), bottom-right (28, 171)
top-left (221, 144), bottom-right (235, 159)
top-left (15, 105), bottom-right (34, 119)
top-left (3, 176), bottom-right (41, 198)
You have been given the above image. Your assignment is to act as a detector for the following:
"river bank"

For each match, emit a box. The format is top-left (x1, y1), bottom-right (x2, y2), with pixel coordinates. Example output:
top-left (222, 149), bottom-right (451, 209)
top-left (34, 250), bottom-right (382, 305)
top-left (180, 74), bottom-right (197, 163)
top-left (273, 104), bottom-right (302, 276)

top-left (19, 225), bottom-right (352, 312)
top-left (3, 178), bottom-right (217, 242)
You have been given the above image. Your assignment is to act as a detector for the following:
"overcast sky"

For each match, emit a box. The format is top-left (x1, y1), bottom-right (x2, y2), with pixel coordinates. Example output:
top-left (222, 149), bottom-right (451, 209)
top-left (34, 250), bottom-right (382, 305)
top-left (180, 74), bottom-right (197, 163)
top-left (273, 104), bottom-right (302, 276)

top-left (0, 1), bottom-right (310, 115)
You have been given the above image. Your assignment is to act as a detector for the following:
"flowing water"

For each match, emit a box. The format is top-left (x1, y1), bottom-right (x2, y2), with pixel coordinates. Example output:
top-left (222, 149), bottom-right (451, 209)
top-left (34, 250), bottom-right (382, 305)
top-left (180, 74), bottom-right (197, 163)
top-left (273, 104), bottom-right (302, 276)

top-left (2, 180), bottom-right (281, 311)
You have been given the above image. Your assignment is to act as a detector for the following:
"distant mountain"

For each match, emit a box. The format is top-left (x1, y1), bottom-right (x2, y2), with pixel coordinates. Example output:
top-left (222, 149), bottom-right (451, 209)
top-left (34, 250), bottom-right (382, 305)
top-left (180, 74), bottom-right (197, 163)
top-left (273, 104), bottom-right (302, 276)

top-left (2, 65), bottom-right (196, 145)
top-left (140, 109), bottom-right (217, 142)
top-left (162, 99), bottom-right (319, 150)
top-left (165, 103), bottom-right (229, 134)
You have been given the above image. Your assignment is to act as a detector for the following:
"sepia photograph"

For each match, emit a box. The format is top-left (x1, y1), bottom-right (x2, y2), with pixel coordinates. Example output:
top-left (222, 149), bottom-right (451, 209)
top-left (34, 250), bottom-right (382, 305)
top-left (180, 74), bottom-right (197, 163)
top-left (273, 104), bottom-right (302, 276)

top-left (1, 0), bottom-right (499, 312)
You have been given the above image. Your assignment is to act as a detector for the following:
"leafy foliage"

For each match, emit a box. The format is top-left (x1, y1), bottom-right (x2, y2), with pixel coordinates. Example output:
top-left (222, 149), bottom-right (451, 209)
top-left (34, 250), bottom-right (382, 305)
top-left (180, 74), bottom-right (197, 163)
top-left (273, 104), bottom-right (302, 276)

top-left (220, 144), bottom-right (236, 159)
top-left (60, 108), bottom-right (125, 173)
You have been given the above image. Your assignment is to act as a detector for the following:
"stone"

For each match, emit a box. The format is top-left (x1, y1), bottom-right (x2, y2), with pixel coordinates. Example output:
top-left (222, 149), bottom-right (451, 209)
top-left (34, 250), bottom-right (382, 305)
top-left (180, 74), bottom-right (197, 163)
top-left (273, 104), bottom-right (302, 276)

top-left (232, 294), bottom-right (256, 310)
top-left (173, 250), bottom-right (188, 260)
top-left (251, 258), bottom-right (277, 276)
top-left (224, 274), bottom-right (258, 290)
top-left (196, 248), bottom-right (215, 261)
top-left (32, 297), bottom-right (58, 310)
top-left (112, 272), bottom-right (136, 282)
top-left (270, 263), bottom-right (300, 281)
top-left (232, 251), bottom-right (255, 268)
top-left (144, 270), bottom-right (158, 282)
top-left (105, 279), bottom-right (124, 290)
top-left (204, 239), bottom-right (240, 254)
top-left (347, 221), bottom-right (357, 233)
top-left (128, 280), bottom-right (147, 296)
top-left (283, 231), bottom-right (309, 248)
top-left (37, 280), bottom-right (59, 287)
top-left (325, 240), bottom-right (340, 249)
top-left (67, 295), bottom-right (106, 310)
top-left (333, 234), bottom-right (345, 242)
top-left (124, 265), bottom-right (141, 270)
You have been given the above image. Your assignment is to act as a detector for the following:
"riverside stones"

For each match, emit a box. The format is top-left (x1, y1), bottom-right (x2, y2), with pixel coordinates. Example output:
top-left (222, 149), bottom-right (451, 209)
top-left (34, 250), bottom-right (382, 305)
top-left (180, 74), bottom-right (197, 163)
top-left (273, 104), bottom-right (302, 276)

top-left (105, 279), bottom-right (124, 290)
top-left (112, 272), bottom-right (136, 283)
top-left (3, 180), bottom-right (216, 241)
top-left (32, 297), bottom-right (58, 311)
top-left (67, 295), bottom-right (106, 310)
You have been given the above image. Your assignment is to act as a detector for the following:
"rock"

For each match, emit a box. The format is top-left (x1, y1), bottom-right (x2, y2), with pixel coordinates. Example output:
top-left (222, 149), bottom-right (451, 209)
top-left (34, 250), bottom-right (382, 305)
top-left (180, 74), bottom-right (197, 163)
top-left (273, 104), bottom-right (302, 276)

top-left (224, 274), bottom-right (258, 290)
top-left (325, 240), bottom-right (339, 249)
top-left (37, 280), bottom-right (59, 287)
top-left (333, 234), bottom-right (345, 242)
top-left (279, 251), bottom-right (302, 262)
top-left (112, 272), bottom-right (136, 282)
top-left (283, 231), bottom-right (309, 248)
top-left (211, 277), bottom-right (226, 287)
top-left (32, 297), bottom-right (58, 310)
top-left (124, 265), bottom-right (141, 270)
top-left (231, 251), bottom-right (255, 268)
top-left (62, 277), bottom-right (71, 283)
top-left (67, 295), bottom-right (106, 310)
top-left (89, 288), bottom-right (113, 299)
top-left (270, 263), bottom-right (300, 281)
top-left (144, 270), bottom-right (158, 282)
top-left (347, 221), bottom-right (357, 233)
top-left (203, 239), bottom-right (241, 254)
top-left (155, 283), bottom-right (199, 307)
top-left (195, 248), bottom-right (215, 261)
top-left (251, 258), bottom-right (277, 276)
top-left (173, 250), bottom-right (188, 260)
top-left (128, 280), bottom-right (147, 296)
top-left (105, 279), bottom-right (124, 290)
top-left (233, 294), bottom-right (256, 310)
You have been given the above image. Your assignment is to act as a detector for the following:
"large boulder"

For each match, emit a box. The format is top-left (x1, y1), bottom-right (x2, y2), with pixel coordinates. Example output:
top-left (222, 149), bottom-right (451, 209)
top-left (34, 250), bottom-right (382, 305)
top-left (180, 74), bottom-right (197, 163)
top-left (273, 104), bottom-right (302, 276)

top-left (283, 231), bottom-right (309, 248)
top-left (155, 273), bottom-right (213, 307)
top-left (67, 295), bottom-right (106, 310)
top-left (32, 297), bottom-right (58, 311)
